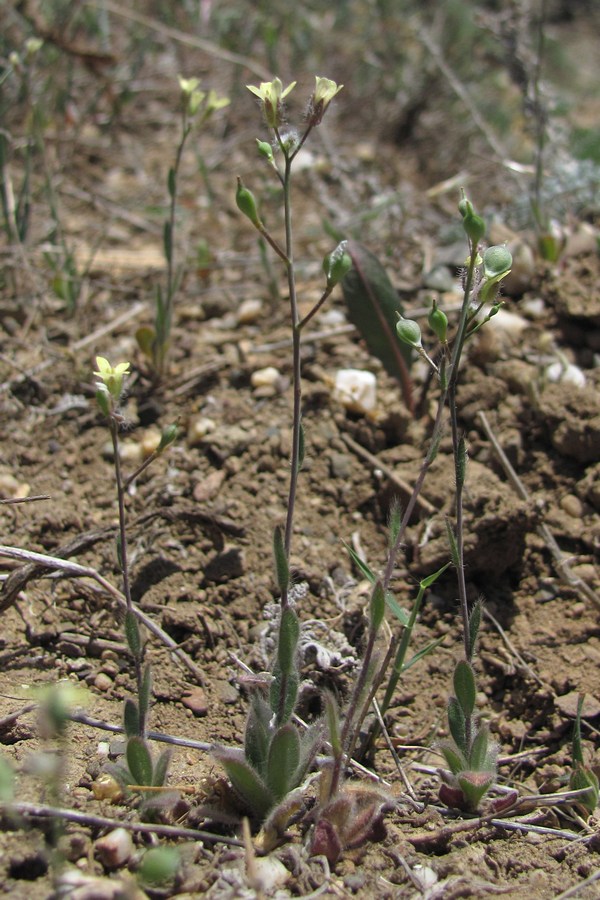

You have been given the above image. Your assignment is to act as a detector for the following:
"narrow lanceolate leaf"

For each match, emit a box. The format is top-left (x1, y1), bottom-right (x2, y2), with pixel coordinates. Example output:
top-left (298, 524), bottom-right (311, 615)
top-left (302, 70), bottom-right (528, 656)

top-left (213, 747), bottom-right (273, 819)
top-left (369, 580), bottom-right (385, 633)
top-left (139, 664), bottom-right (153, 719)
top-left (245, 696), bottom-right (271, 776)
top-left (125, 610), bottom-right (141, 657)
top-left (469, 724), bottom-right (493, 772)
top-left (126, 736), bottom-right (154, 786)
top-left (439, 741), bottom-right (467, 776)
top-left (269, 668), bottom-right (298, 723)
top-left (123, 699), bottom-right (140, 738)
top-left (454, 660), bottom-right (476, 718)
top-left (273, 525), bottom-right (289, 595)
top-left (468, 599), bottom-right (482, 660)
top-left (447, 696), bottom-right (467, 756)
top-left (267, 723), bottom-right (300, 801)
top-left (278, 607), bottom-right (300, 676)
top-left (325, 692), bottom-right (342, 758)
top-left (342, 242), bottom-right (414, 413)
top-left (445, 519), bottom-right (460, 568)
top-left (152, 749), bottom-right (172, 787)
top-left (388, 497), bottom-right (402, 549)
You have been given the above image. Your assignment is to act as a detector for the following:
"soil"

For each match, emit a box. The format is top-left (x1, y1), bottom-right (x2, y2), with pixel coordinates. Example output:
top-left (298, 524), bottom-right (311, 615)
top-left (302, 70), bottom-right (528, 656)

top-left (1, 5), bottom-right (600, 899)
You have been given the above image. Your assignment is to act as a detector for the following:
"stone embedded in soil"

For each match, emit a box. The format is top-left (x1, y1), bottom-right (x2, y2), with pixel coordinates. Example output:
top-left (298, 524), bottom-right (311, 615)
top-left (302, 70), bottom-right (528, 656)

top-left (95, 827), bottom-right (134, 869)
top-left (94, 672), bottom-right (113, 692)
top-left (181, 686), bottom-right (208, 716)
top-left (554, 692), bottom-right (600, 720)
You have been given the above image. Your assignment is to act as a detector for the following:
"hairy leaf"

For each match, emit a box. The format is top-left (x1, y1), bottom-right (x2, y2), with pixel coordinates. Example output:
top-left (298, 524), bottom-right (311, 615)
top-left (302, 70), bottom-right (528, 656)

top-left (213, 747), bottom-right (273, 819)
top-left (267, 723), bottom-right (301, 801)
top-left (454, 660), bottom-right (476, 718)
top-left (123, 699), bottom-right (140, 738)
top-left (126, 736), bottom-right (154, 787)
top-left (245, 696), bottom-right (272, 776)
top-left (447, 696), bottom-right (467, 756)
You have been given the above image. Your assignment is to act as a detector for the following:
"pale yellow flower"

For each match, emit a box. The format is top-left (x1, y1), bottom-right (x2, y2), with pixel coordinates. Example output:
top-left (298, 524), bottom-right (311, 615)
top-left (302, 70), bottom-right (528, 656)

top-left (247, 77), bottom-right (296, 128)
top-left (94, 356), bottom-right (130, 401)
top-left (309, 76), bottom-right (343, 125)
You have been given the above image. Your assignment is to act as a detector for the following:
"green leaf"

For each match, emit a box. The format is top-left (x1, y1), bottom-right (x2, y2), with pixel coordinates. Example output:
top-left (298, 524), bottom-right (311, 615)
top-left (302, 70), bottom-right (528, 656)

top-left (420, 561), bottom-right (451, 590)
top-left (126, 736), bottom-right (154, 786)
top-left (152, 749), bottom-right (172, 787)
top-left (386, 592), bottom-right (410, 626)
top-left (343, 540), bottom-right (375, 583)
top-left (454, 660), bottom-right (476, 718)
top-left (445, 519), bottom-right (460, 568)
top-left (139, 664), bottom-right (153, 719)
top-left (278, 607), bottom-right (299, 676)
top-left (570, 764), bottom-right (599, 815)
top-left (125, 611), bottom-right (141, 657)
top-left (163, 220), bottom-right (172, 262)
top-left (447, 696), bottom-right (467, 756)
top-left (369, 580), bottom-right (385, 633)
top-left (468, 599), bottom-right (482, 660)
top-left (401, 636), bottom-right (445, 674)
top-left (136, 325), bottom-right (156, 360)
top-left (342, 242), bottom-right (413, 413)
top-left (269, 667), bottom-right (298, 723)
top-left (388, 498), bottom-right (402, 549)
top-left (267, 723), bottom-right (300, 801)
top-left (167, 167), bottom-right (176, 199)
top-left (469, 724), bottom-right (494, 772)
top-left (214, 748), bottom-right (273, 819)
top-left (123, 699), bottom-right (140, 738)
top-left (139, 847), bottom-right (179, 886)
top-left (273, 525), bottom-right (289, 595)
top-left (325, 692), bottom-right (342, 757)
top-left (439, 741), bottom-right (467, 776)
top-left (245, 696), bottom-right (271, 776)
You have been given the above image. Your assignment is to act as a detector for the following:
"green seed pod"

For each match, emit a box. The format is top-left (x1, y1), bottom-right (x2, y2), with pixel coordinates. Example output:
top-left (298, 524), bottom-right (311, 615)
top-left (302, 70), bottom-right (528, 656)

top-left (482, 245), bottom-right (512, 280)
top-left (256, 139), bottom-right (274, 163)
top-left (236, 176), bottom-right (262, 228)
top-left (323, 241), bottom-right (352, 288)
top-left (396, 316), bottom-right (422, 349)
top-left (428, 300), bottom-right (448, 343)
top-left (459, 194), bottom-right (485, 245)
top-left (157, 423), bottom-right (178, 453)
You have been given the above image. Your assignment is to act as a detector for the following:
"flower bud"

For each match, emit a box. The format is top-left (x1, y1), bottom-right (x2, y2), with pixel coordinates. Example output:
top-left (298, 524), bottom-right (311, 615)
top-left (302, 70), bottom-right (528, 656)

top-left (428, 300), bottom-right (448, 343)
top-left (396, 316), bottom-right (422, 349)
top-left (323, 241), bottom-right (352, 288)
top-left (236, 177), bottom-right (262, 228)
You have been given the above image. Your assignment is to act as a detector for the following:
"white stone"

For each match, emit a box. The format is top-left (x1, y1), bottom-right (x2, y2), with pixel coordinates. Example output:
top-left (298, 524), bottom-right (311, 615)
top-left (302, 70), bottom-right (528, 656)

top-left (95, 827), bottom-right (134, 869)
top-left (237, 298), bottom-right (263, 324)
top-left (250, 366), bottom-right (280, 388)
top-left (187, 416), bottom-right (216, 446)
top-left (333, 369), bottom-right (377, 413)
top-left (546, 361), bottom-right (586, 387)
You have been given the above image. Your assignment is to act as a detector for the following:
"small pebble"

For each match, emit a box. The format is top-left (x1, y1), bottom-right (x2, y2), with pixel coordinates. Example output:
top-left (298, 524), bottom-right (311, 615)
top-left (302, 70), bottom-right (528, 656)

top-left (95, 827), bottom-right (134, 870)
top-left (250, 366), bottom-right (280, 389)
top-left (560, 494), bottom-right (584, 518)
top-left (0, 472), bottom-right (30, 499)
top-left (333, 369), bottom-right (377, 413)
top-left (237, 298), bottom-right (263, 324)
top-left (187, 416), bottom-right (216, 447)
top-left (546, 361), bottom-right (586, 388)
top-left (92, 773), bottom-right (124, 802)
top-left (181, 686), bottom-right (208, 717)
top-left (141, 428), bottom-right (162, 458)
top-left (94, 672), bottom-right (113, 692)
top-left (118, 440), bottom-right (143, 465)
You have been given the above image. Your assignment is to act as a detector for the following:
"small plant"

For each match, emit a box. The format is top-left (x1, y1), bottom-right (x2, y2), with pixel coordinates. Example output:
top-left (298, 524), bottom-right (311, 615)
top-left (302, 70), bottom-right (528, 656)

top-left (214, 76), bottom-right (348, 825)
top-left (568, 695), bottom-right (599, 817)
top-left (136, 78), bottom-right (229, 379)
top-left (389, 194), bottom-right (512, 812)
top-left (94, 357), bottom-right (177, 812)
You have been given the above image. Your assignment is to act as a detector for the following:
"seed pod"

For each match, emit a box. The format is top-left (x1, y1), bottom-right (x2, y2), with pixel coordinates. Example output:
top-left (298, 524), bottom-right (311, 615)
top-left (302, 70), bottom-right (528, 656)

top-left (236, 177), bottom-right (262, 228)
top-left (396, 316), bottom-right (422, 349)
top-left (428, 300), bottom-right (448, 343)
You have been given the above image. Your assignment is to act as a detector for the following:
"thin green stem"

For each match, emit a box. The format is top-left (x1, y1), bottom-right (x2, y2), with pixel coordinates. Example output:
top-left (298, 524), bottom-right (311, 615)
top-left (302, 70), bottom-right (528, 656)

top-left (109, 417), bottom-right (146, 738)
